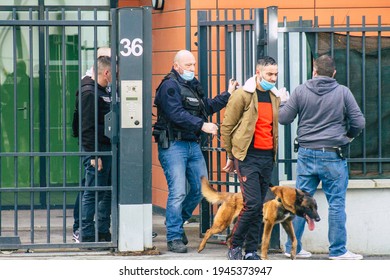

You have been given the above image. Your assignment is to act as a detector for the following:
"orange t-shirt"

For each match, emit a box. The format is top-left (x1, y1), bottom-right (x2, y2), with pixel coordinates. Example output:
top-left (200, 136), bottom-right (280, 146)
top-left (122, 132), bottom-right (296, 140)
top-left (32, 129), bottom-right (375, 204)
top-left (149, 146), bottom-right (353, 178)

top-left (253, 90), bottom-right (273, 150)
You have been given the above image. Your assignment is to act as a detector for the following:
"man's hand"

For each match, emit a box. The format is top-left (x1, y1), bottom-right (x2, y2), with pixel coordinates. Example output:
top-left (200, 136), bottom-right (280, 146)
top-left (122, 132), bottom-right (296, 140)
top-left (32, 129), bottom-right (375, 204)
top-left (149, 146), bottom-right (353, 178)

top-left (91, 157), bottom-right (103, 171)
top-left (222, 158), bottom-right (235, 173)
top-left (201, 122), bottom-right (218, 136)
top-left (228, 78), bottom-right (239, 94)
top-left (279, 87), bottom-right (290, 102)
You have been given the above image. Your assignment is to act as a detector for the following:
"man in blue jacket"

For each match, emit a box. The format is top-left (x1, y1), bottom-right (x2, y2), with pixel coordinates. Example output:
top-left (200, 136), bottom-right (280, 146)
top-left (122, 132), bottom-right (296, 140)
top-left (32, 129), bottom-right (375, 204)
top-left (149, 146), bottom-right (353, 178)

top-left (279, 54), bottom-right (365, 260)
top-left (153, 50), bottom-right (237, 253)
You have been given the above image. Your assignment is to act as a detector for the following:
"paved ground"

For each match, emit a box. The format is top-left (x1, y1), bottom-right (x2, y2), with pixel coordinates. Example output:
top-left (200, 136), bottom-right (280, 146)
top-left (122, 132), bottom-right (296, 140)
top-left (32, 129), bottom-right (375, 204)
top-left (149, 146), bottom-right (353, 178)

top-left (0, 211), bottom-right (389, 260)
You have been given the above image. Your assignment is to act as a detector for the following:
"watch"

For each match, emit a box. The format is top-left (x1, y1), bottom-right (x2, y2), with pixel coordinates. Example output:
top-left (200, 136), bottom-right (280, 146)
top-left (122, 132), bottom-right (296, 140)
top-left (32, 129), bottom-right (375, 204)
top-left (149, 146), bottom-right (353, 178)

top-left (152, 0), bottom-right (164, 10)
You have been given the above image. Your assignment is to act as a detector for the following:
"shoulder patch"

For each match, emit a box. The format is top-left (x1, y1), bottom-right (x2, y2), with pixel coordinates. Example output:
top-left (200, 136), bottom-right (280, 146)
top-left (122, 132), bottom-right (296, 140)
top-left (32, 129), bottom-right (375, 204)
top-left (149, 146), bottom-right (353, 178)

top-left (167, 88), bottom-right (175, 97)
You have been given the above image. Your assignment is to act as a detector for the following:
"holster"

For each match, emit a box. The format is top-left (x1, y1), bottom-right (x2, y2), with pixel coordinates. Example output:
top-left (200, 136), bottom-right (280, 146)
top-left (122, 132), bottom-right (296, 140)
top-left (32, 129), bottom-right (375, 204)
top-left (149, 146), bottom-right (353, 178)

top-left (294, 138), bottom-right (299, 153)
top-left (152, 128), bottom-right (169, 149)
top-left (336, 143), bottom-right (350, 160)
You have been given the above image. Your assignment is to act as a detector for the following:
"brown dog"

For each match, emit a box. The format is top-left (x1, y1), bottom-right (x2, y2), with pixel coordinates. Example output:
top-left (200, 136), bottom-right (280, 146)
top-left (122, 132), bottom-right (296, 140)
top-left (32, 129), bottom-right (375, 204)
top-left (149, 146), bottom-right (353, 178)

top-left (197, 177), bottom-right (320, 260)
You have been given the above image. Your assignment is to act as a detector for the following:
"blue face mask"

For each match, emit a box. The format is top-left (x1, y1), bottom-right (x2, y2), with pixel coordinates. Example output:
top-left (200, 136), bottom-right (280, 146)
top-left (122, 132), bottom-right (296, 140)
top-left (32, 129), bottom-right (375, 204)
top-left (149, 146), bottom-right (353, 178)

top-left (180, 69), bottom-right (195, 81)
top-left (259, 78), bottom-right (276, 91)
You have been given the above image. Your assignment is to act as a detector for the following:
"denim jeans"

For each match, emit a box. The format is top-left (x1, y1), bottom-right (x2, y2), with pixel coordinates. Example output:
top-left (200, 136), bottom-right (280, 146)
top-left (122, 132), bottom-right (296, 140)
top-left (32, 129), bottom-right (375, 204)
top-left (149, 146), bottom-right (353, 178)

top-left (73, 192), bottom-right (81, 233)
top-left (158, 140), bottom-right (208, 242)
top-left (81, 144), bottom-right (112, 239)
top-left (73, 176), bottom-right (85, 232)
top-left (285, 147), bottom-right (348, 257)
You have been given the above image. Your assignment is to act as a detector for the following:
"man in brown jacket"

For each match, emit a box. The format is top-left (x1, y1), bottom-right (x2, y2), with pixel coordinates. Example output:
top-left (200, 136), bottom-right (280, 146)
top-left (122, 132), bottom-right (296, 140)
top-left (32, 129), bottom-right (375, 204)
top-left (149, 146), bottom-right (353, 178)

top-left (221, 56), bottom-right (286, 260)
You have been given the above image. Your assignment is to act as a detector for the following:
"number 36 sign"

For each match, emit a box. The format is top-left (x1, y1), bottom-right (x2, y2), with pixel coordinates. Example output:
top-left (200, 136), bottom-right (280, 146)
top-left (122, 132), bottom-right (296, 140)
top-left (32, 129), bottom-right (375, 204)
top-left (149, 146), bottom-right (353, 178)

top-left (120, 38), bottom-right (143, 57)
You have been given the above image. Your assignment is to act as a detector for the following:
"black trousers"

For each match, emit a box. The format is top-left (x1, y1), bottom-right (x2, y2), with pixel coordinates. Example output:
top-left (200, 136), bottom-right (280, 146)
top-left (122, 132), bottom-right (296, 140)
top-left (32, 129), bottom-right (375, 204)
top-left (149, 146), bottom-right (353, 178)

top-left (230, 152), bottom-right (274, 252)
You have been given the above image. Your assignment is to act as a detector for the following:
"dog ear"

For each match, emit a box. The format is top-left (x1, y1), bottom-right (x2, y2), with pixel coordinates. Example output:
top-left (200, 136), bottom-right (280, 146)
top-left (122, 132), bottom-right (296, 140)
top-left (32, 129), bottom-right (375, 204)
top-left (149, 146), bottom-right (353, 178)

top-left (270, 186), bottom-right (296, 214)
top-left (295, 189), bottom-right (304, 203)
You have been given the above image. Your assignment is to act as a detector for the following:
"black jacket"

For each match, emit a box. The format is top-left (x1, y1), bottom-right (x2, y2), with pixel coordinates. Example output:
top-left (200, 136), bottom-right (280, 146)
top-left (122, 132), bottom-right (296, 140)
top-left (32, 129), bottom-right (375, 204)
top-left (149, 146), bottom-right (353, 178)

top-left (80, 76), bottom-right (111, 151)
top-left (154, 68), bottom-right (230, 141)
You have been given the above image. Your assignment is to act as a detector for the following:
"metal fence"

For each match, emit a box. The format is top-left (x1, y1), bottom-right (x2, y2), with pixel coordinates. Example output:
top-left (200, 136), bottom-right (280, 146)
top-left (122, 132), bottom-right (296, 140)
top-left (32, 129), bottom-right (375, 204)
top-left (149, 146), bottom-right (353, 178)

top-left (197, 8), bottom-right (280, 248)
top-left (271, 7), bottom-right (390, 180)
top-left (198, 5), bottom-right (390, 248)
top-left (0, 6), bottom-right (117, 250)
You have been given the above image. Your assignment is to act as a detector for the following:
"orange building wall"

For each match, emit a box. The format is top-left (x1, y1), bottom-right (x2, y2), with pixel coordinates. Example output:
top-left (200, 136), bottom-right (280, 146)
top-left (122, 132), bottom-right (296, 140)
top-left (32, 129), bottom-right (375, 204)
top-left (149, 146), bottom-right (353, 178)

top-left (118, 0), bottom-right (390, 213)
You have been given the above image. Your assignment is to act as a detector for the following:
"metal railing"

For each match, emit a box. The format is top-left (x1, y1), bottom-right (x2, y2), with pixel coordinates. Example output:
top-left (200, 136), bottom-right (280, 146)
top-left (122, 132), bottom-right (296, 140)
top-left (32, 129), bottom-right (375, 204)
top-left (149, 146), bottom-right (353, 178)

top-left (0, 7), bottom-right (117, 250)
top-left (197, 5), bottom-right (390, 250)
top-left (269, 7), bottom-right (390, 180)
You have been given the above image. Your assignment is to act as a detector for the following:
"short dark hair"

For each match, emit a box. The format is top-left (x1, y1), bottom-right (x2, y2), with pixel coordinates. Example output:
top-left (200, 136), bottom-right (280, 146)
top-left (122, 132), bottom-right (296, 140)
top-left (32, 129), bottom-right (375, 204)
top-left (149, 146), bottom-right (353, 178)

top-left (256, 56), bottom-right (277, 68)
top-left (314, 55), bottom-right (335, 77)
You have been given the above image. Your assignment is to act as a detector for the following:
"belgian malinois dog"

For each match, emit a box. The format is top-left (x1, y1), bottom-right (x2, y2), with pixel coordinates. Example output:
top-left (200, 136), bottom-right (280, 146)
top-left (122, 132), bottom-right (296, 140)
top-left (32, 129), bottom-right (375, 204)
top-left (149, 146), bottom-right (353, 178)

top-left (197, 177), bottom-right (320, 260)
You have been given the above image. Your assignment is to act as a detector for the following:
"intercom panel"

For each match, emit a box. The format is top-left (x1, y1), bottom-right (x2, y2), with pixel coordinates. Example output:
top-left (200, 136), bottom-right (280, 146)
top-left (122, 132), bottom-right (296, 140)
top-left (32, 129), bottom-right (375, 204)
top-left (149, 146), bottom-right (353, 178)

top-left (121, 80), bottom-right (143, 128)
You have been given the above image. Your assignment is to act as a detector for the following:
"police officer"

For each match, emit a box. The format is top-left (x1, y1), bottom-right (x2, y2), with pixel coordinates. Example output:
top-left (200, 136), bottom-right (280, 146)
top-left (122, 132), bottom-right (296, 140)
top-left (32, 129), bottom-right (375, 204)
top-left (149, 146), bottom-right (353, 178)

top-left (153, 50), bottom-right (237, 253)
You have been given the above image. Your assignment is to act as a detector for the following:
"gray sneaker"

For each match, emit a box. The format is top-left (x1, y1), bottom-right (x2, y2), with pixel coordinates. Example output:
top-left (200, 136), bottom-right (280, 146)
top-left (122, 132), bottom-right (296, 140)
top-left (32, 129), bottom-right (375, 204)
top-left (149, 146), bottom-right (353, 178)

top-left (167, 239), bottom-right (188, 253)
top-left (227, 246), bottom-right (243, 260)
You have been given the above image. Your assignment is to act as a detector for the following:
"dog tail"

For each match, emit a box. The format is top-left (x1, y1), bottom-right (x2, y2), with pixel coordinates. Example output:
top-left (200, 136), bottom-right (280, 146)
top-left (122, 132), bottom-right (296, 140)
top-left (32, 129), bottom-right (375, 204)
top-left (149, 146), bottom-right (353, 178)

top-left (201, 176), bottom-right (227, 205)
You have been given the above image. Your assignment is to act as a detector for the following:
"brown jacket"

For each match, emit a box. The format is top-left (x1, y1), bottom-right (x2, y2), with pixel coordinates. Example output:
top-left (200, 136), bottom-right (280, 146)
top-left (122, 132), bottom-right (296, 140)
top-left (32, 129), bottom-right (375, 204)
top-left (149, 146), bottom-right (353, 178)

top-left (221, 75), bottom-right (280, 162)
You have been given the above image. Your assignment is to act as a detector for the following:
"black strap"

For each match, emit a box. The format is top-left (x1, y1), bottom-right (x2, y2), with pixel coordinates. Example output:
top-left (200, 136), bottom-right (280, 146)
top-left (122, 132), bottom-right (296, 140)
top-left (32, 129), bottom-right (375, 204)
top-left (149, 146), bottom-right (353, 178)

top-left (167, 72), bottom-right (209, 120)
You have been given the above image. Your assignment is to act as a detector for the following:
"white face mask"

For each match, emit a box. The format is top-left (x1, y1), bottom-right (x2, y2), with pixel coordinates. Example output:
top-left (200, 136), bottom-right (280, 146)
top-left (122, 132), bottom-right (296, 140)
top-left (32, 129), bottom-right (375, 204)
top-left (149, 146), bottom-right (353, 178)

top-left (106, 82), bottom-right (112, 93)
top-left (105, 75), bottom-right (112, 93)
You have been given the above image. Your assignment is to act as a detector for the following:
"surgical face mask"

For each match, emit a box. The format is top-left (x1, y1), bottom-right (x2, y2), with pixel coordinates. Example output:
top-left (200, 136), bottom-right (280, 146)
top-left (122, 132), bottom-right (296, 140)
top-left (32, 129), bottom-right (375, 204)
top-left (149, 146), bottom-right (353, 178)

top-left (180, 68), bottom-right (195, 81)
top-left (106, 75), bottom-right (112, 93)
top-left (259, 77), bottom-right (276, 91)
top-left (106, 82), bottom-right (112, 93)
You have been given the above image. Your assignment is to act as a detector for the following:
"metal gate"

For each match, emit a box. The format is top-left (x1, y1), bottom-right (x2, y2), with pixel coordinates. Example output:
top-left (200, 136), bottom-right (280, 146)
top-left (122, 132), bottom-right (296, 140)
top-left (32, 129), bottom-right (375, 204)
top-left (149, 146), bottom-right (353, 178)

top-left (0, 6), bottom-right (118, 251)
top-left (274, 8), bottom-right (390, 180)
top-left (198, 5), bottom-right (390, 250)
top-left (197, 7), bottom-right (280, 249)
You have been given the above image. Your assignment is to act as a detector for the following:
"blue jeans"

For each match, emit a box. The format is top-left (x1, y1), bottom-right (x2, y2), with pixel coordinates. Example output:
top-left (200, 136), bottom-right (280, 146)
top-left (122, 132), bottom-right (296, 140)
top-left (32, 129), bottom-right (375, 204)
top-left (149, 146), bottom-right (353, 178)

top-left (285, 147), bottom-right (348, 257)
top-left (158, 140), bottom-right (208, 242)
top-left (73, 192), bottom-right (81, 232)
top-left (73, 177), bottom-right (85, 232)
top-left (81, 145), bottom-right (112, 239)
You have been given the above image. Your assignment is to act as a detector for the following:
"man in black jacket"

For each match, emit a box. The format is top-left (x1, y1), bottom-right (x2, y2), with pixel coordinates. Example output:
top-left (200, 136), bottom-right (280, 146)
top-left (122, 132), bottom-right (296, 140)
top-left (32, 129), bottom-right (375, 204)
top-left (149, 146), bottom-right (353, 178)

top-left (79, 55), bottom-right (112, 242)
top-left (72, 48), bottom-right (112, 243)
top-left (153, 50), bottom-right (237, 253)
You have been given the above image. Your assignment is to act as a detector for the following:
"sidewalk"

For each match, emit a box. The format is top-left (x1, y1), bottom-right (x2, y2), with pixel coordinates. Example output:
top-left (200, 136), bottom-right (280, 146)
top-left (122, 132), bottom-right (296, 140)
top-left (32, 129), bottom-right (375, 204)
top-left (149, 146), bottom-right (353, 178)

top-left (0, 213), bottom-right (389, 260)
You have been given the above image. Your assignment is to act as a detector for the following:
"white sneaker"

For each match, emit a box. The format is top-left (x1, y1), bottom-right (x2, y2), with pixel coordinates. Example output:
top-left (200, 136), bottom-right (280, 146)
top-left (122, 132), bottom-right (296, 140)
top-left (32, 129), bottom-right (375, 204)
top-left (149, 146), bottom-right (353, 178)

top-left (284, 249), bottom-right (312, 258)
top-left (329, 250), bottom-right (363, 260)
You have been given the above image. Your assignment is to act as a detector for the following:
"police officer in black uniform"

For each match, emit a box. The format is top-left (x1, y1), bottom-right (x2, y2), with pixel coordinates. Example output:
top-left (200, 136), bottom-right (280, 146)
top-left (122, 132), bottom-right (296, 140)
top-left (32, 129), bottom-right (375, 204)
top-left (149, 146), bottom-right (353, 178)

top-left (153, 50), bottom-right (237, 253)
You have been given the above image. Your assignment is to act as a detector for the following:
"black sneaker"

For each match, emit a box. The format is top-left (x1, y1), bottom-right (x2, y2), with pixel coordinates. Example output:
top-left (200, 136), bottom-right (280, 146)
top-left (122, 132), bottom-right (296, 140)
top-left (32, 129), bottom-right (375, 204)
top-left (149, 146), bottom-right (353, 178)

top-left (167, 239), bottom-right (188, 253)
top-left (152, 232), bottom-right (158, 238)
top-left (182, 231), bottom-right (188, 245)
top-left (227, 246), bottom-right (243, 260)
top-left (98, 232), bottom-right (111, 242)
top-left (244, 251), bottom-right (261, 260)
